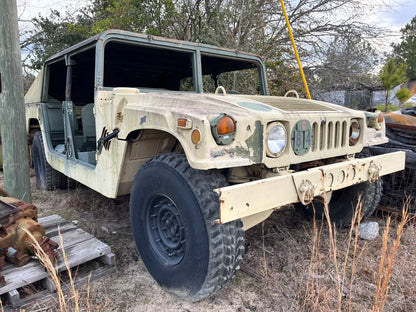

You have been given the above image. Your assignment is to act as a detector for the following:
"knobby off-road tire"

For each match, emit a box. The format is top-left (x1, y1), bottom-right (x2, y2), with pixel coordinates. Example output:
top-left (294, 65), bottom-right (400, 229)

top-left (129, 153), bottom-right (245, 301)
top-left (302, 179), bottom-right (382, 227)
top-left (32, 132), bottom-right (68, 190)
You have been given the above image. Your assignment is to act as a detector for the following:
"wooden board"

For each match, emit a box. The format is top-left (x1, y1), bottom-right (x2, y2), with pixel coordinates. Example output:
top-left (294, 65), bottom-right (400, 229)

top-left (0, 214), bottom-right (115, 308)
top-left (377, 205), bottom-right (416, 217)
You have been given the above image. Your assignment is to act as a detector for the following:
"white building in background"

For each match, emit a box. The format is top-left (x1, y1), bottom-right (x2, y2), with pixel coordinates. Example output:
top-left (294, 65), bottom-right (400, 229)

top-left (314, 80), bottom-right (416, 110)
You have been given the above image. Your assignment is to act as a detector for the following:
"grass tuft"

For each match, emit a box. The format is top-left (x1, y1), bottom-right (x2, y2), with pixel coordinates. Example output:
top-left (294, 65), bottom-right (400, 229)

top-left (372, 207), bottom-right (409, 312)
top-left (21, 227), bottom-right (93, 312)
top-left (302, 179), bottom-right (410, 312)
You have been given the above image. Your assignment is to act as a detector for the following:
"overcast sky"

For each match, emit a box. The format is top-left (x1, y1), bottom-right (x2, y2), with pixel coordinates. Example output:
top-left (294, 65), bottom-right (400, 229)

top-left (17, 0), bottom-right (89, 34)
top-left (371, 0), bottom-right (414, 42)
top-left (380, 0), bottom-right (414, 25)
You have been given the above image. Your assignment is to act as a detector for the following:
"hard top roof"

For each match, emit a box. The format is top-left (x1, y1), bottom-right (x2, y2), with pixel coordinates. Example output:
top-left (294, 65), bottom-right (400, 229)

top-left (45, 29), bottom-right (263, 64)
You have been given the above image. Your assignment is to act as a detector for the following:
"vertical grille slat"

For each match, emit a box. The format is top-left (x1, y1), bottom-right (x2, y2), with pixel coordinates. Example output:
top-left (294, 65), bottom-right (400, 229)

top-left (313, 120), bottom-right (349, 152)
top-left (342, 121), bottom-right (347, 147)
top-left (334, 121), bottom-right (340, 148)
top-left (327, 121), bottom-right (333, 149)
top-left (319, 122), bottom-right (325, 151)
top-left (312, 122), bottom-right (318, 152)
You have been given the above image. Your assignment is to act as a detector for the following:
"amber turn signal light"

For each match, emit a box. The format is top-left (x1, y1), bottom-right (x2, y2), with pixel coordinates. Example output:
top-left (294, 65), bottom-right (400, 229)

top-left (210, 113), bottom-right (236, 145)
top-left (216, 116), bottom-right (235, 135)
top-left (177, 118), bottom-right (187, 127)
top-left (377, 113), bottom-right (384, 123)
top-left (191, 129), bottom-right (201, 145)
top-left (177, 118), bottom-right (192, 129)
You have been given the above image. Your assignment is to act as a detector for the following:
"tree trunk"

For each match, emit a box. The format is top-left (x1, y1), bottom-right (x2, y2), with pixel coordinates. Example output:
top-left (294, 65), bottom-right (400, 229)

top-left (0, 0), bottom-right (32, 202)
top-left (384, 89), bottom-right (389, 112)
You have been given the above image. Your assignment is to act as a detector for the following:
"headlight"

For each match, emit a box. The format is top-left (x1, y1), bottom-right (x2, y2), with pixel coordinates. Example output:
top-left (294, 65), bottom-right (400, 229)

top-left (266, 122), bottom-right (287, 157)
top-left (349, 119), bottom-right (360, 146)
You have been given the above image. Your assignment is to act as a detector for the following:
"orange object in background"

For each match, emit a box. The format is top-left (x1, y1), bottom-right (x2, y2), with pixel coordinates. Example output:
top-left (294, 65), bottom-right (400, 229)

top-left (0, 197), bottom-right (58, 285)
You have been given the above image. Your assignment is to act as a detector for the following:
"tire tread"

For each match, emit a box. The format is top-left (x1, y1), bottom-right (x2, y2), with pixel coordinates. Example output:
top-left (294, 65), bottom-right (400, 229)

top-left (134, 153), bottom-right (245, 301)
top-left (32, 132), bottom-right (68, 190)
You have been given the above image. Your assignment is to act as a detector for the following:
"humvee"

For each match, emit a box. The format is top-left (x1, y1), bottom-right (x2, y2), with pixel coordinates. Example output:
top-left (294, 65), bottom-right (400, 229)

top-left (24, 30), bottom-right (405, 301)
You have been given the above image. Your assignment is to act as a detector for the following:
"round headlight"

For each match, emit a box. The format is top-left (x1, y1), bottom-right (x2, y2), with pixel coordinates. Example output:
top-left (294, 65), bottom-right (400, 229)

top-left (267, 123), bottom-right (287, 157)
top-left (349, 119), bottom-right (360, 146)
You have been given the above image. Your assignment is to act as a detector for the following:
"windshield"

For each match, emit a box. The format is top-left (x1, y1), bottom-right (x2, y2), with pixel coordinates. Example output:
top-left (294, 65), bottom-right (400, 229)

top-left (201, 54), bottom-right (262, 95)
top-left (103, 41), bottom-right (195, 91)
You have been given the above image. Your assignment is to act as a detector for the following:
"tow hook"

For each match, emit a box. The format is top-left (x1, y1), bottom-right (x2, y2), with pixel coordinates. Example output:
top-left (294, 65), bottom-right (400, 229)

top-left (298, 179), bottom-right (315, 205)
top-left (368, 161), bottom-right (380, 183)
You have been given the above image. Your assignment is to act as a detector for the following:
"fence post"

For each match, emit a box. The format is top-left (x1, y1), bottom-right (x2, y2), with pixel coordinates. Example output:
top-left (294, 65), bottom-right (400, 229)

top-left (0, 0), bottom-right (32, 202)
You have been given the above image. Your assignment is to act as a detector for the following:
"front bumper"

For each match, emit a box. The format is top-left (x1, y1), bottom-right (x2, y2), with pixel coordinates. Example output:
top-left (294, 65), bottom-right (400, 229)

top-left (215, 151), bottom-right (405, 223)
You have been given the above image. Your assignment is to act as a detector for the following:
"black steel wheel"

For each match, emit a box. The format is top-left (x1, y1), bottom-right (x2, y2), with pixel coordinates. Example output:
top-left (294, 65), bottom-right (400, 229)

top-left (130, 153), bottom-right (245, 301)
top-left (32, 132), bottom-right (68, 190)
top-left (145, 194), bottom-right (186, 265)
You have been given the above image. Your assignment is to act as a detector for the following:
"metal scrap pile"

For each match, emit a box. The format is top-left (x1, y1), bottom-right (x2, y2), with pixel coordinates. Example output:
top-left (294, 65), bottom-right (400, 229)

top-left (369, 107), bottom-right (416, 212)
top-left (0, 193), bottom-right (58, 285)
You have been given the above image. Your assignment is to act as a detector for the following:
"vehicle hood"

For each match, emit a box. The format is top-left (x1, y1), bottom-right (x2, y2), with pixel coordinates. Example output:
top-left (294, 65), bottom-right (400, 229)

top-left (126, 92), bottom-right (364, 121)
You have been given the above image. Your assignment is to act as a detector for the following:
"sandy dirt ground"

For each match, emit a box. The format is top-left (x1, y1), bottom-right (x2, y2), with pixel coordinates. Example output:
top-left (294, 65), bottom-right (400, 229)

top-left (1, 174), bottom-right (415, 311)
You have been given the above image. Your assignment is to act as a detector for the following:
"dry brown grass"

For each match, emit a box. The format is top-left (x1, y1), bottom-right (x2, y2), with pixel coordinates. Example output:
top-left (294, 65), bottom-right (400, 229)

top-left (18, 228), bottom-right (89, 312)
top-left (301, 192), bottom-right (411, 312)
top-left (31, 184), bottom-right (414, 312)
top-left (1, 173), bottom-right (415, 311)
top-left (372, 207), bottom-right (409, 312)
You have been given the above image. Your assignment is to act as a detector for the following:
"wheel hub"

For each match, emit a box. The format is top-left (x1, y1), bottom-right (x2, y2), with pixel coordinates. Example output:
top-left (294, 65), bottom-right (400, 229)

top-left (147, 195), bottom-right (185, 265)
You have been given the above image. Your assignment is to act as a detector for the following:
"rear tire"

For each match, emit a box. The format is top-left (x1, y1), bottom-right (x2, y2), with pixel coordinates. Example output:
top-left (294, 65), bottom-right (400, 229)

top-left (130, 153), bottom-right (245, 301)
top-left (32, 132), bottom-right (68, 190)
top-left (302, 179), bottom-right (382, 227)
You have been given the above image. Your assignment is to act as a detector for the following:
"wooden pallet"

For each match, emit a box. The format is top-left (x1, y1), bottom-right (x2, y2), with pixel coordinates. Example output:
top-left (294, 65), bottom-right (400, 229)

top-left (0, 214), bottom-right (115, 308)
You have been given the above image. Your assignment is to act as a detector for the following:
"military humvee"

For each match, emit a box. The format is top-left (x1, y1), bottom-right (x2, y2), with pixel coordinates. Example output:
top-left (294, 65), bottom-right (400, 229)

top-left (24, 30), bottom-right (404, 301)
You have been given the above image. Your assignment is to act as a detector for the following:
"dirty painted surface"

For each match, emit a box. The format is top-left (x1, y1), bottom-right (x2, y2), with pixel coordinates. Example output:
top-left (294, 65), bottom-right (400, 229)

top-left (216, 151), bottom-right (405, 223)
top-left (235, 120), bottom-right (263, 163)
top-left (31, 85), bottom-right (390, 198)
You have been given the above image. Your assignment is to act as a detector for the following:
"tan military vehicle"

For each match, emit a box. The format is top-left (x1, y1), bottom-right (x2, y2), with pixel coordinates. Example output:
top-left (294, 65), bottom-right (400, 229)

top-left (24, 30), bottom-right (405, 300)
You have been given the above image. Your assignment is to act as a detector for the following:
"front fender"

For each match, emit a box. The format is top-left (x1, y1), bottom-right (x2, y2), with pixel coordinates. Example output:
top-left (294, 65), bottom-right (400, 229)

top-left (96, 89), bottom-right (260, 170)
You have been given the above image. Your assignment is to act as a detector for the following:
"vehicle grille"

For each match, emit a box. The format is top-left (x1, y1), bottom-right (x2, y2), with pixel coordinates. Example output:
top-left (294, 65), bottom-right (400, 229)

top-left (311, 120), bottom-right (348, 152)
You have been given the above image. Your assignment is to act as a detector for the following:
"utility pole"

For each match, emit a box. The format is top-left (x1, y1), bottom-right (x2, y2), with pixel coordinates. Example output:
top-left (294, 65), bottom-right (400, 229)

top-left (0, 0), bottom-right (32, 202)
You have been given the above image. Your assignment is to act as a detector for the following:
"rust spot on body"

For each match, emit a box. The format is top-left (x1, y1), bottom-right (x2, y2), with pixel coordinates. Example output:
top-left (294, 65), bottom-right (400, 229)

top-left (116, 112), bottom-right (124, 122)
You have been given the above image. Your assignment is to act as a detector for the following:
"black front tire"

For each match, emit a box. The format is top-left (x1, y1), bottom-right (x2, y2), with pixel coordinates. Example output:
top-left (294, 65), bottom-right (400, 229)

top-left (301, 179), bottom-right (382, 227)
top-left (32, 132), bottom-right (68, 190)
top-left (130, 153), bottom-right (245, 301)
